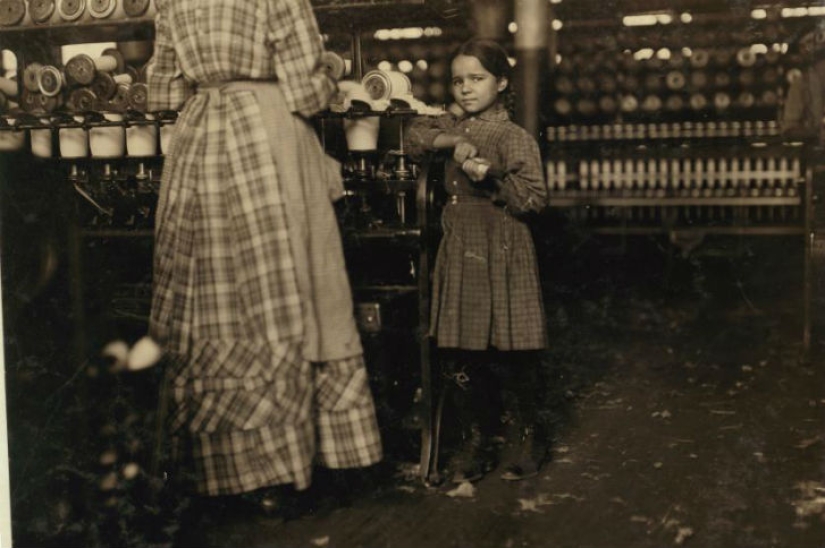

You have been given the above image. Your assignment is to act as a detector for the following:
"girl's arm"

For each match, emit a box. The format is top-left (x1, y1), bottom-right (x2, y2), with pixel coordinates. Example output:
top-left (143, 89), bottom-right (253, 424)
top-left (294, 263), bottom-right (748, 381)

top-left (146, 0), bottom-right (194, 112)
top-left (404, 113), bottom-right (477, 163)
top-left (479, 127), bottom-right (547, 215)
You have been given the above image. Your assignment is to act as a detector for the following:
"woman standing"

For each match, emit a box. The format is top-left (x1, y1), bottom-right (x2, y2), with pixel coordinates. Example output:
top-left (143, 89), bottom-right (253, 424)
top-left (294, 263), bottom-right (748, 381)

top-left (147, 0), bottom-right (382, 511)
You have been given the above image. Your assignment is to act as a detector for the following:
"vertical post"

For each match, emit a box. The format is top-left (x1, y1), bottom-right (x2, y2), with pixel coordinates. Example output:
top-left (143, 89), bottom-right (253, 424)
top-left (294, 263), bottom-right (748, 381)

top-left (514, 0), bottom-right (550, 140)
top-left (351, 28), bottom-right (363, 81)
top-left (803, 151), bottom-right (816, 361)
top-left (416, 161), bottom-right (434, 483)
top-left (0, 261), bottom-right (11, 548)
top-left (470, 0), bottom-right (510, 41)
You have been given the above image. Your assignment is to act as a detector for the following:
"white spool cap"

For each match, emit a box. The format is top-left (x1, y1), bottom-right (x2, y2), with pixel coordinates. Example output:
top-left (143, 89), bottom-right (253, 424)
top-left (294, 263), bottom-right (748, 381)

top-left (343, 116), bottom-right (380, 151)
top-left (30, 119), bottom-right (53, 158)
top-left (362, 70), bottom-right (412, 101)
top-left (89, 112), bottom-right (125, 158)
top-left (159, 122), bottom-right (176, 155)
top-left (59, 116), bottom-right (89, 158)
top-left (0, 118), bottom-right (25, 152)
top-left (126, 114), bottom-right (157, 156)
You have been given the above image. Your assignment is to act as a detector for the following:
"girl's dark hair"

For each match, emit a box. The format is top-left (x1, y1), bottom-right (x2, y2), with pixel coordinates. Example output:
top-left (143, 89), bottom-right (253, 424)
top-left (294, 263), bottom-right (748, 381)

top-left (452, 38), bottom-right (512, 84)
top-left (451, 38), bottom-right (516, 116)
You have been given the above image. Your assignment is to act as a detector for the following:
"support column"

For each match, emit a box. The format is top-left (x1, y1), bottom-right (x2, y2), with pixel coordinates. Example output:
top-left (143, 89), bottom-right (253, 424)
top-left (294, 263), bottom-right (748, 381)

top-left (514, 0), bottom-right (551, 140)
top-left (470, 0), bottom-right (510, 41)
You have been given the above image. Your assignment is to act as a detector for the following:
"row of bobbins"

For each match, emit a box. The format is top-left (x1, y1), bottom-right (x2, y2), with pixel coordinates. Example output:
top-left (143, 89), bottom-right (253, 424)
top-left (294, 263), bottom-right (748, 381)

top-left (19, 47), bottom-right (148, 115)
top-left (24, 112), bottom-right (176, 158)
top-left (0, 0), bottom-right (154, 27)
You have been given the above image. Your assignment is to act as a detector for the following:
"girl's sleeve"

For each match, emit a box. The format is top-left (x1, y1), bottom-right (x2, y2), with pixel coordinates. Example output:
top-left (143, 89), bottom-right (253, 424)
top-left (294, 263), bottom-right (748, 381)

top-left (488, 127), bottom-right (547, 214)
top-left (404, 114), bottom-right (455, 161)
top-left (268, 0), bottom-right (337, 117)
top-left (146, 0), bottom-right (192, 112)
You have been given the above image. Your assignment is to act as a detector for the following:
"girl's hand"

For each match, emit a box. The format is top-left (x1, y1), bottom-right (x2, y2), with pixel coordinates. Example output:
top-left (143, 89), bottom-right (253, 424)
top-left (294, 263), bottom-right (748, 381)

top-left (453, 138), bottom-right (478, 163)
top-left (461, 157), bottom-right (492, 182)
top-left (447, 102), bottom-right (465, 117)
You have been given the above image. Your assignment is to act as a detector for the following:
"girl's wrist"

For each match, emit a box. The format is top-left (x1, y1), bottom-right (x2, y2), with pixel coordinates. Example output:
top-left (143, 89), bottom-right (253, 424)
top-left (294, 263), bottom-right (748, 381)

top-left (453, 135), bottom-right (470, 147)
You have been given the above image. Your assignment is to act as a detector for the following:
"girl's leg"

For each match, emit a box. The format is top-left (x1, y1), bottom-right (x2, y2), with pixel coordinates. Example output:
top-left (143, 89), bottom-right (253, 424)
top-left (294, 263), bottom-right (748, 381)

top-left (440, 349), bottom-right (497, 483)
top-left (497, 350), bottom-right (548, 481)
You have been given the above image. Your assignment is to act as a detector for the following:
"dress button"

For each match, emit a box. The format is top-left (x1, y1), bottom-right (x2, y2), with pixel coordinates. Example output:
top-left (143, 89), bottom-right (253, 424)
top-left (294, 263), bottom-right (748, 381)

top-left (452, 180), bottom-right (458, 186)
top-left (465, 128), bottom-right (470, 133)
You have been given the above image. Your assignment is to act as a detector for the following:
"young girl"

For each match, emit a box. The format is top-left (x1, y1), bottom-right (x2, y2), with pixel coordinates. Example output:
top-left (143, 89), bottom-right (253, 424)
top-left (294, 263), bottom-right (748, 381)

top-left (405, 39), bottom-right (548, 483)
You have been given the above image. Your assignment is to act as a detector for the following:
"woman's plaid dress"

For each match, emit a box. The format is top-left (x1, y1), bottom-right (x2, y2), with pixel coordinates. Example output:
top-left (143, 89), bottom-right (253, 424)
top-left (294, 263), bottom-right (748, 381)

top-left (406, 104), bottom-right (548, 351)
top-left (147, 0), bottom-right (381, 496)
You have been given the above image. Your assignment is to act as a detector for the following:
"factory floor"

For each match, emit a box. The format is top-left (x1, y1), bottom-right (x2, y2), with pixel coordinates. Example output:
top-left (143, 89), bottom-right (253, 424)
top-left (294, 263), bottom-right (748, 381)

top-left (5, 233), bottom-right (825, 548)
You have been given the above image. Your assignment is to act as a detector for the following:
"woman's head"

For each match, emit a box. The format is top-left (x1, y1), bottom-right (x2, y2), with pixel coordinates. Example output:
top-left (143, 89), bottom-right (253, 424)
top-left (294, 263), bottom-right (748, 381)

top-left (450, 39), bottom-right (511, 115)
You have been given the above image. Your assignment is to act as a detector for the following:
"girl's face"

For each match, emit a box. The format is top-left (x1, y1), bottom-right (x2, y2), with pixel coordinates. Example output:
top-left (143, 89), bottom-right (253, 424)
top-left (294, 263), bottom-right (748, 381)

top-left (450, 54), bottom-right (507, 115)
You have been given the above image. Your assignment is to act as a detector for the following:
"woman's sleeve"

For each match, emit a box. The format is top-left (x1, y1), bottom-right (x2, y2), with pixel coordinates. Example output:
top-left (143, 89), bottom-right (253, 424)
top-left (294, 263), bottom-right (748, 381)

top-left (268, 0), bottom-right (337, 117)
top-left (488, 128), bottom-right (547, 214)
top-left (146, 0), bottom-right (192, 111)
top-left (404, 114), bottom-right (454, 161)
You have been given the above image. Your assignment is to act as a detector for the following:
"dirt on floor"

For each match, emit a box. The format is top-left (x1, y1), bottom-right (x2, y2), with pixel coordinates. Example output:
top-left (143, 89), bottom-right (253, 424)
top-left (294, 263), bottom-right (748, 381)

top-left (6, 236), bottom-right (825, 548)
top-left (172, 239), bottom-right (825, 548)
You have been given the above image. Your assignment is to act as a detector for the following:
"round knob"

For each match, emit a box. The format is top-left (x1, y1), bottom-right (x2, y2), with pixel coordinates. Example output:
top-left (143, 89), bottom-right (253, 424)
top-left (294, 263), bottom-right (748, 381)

top-left (0, 0), bottom-right (26, 26)
top-left (20, 89), bottom-right (40, 113)
top-left (553, 97), bottom-right (572, 116)
top-left (58, 0), bottom-right (85, 21)
top-left (68, 87), bottom-right (98, 112)
top-left (575, 98), bottom-right (596, 116)
top-left (598, 95), bottom-right (618, 113)
top-left (736, 48), bottom-right (756, 68)
top-left (713, 92), bottom-right (731, 111)
top-left (89, 0), bottom-right (115, 18)
top-left (122, 0), bottom-right (149, 17)
top-left (713, 72), bottom-right (731, 88)
top-left (37, 65), bottom-right (64, 97)
top-left (127, 82), bottom-right (148, 112)
top-left (738, 69), bottom-right (755, 87)
top-left (736, 92), bottom-right (755, 109)
top-left (37, 93), bottom-right (60, 113)
top-left (23, 63), bottom-right (44, 93)
top-left (690, 71), bottom-right (708, 90)
top-left (320, 51), bottom-right (346, 81)
top-left (29, 0), bottom-right (56, 23)
top-left (361, 70), bottom-right (392, 101)
top-left (641, 94), bottom-right (662, 112)
top-left (65, 55), bottom-right (97, 86)
top-left (689, 93), bottom-right (708, 111)
top-left (620, 94), bottom-right (639, 113)
top-left (666, 71), bottom-right (686, 90)
top-left (665, 94), bottom-right (685, 112)
top-left (690, 49), bottom-right (709, 68)
top-left (107, 83), bottom-right (130, 112)
top-left (91, 72), bottom-right (116, 100)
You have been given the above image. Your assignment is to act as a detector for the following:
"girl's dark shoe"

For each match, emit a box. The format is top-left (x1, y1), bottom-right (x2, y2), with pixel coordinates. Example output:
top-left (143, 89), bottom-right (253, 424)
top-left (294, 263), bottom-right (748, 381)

top-left (500, 457), bottom-right (539, 481)
top-left (447, 424), bottom-right (496, 484)
top-left (500, 426), bottom-right (544, 481)
top-left (240, 485), bottom-right (296, 518)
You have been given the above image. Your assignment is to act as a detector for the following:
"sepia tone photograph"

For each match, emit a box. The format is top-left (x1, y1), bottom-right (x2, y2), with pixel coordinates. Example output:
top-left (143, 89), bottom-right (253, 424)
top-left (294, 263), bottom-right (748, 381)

top-left (0, 0), bottom-right (824, 546)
